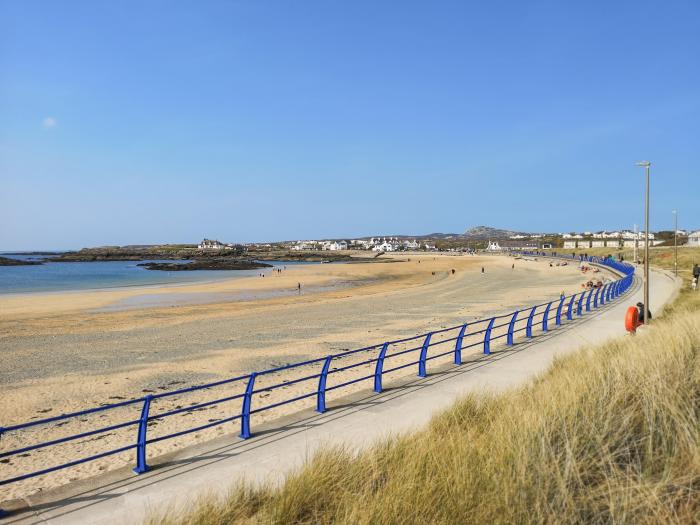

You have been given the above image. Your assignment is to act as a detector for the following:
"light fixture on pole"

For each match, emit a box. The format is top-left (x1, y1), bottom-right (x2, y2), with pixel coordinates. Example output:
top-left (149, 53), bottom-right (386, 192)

top-left (636, 161), bottom-right (651, 324)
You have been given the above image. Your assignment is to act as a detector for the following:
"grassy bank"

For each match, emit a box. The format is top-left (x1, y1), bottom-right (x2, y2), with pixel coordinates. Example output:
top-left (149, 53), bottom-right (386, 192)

top-left (153, 268), bottom-right (700, 525)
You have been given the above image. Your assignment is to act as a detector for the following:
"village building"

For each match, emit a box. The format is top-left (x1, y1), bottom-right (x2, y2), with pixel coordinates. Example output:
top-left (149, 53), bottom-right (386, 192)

top-left (198, 239), bottom-right (227, 250)
top-left (323, 241), bottom-right (348, 251)
top-left (688, 231), bottom-right (700, 247)
top-left (291, 241), bottom-right (317, 251)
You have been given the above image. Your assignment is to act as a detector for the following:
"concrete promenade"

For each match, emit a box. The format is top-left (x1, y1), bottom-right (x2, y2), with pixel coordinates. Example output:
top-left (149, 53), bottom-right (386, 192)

top-left (2, 266), bottom-right (680, 525)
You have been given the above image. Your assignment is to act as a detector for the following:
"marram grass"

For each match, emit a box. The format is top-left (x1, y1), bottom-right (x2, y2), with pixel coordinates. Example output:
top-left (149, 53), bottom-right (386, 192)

top-left (152, 293), bottom-right (700, 525)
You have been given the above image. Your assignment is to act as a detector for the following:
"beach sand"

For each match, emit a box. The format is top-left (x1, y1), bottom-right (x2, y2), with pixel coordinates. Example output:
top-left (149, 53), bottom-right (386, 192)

top-left (0, 254), bottom-right (612, 502)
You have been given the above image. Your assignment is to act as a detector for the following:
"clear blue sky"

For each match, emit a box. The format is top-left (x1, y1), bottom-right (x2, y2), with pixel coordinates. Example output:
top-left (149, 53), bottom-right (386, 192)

top-left (1, 1), bottom-right (699, 250)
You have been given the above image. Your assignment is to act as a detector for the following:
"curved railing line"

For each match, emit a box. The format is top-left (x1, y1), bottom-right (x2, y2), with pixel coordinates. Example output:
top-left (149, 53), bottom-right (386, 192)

top-left (0, 253), bottom-right (635, 497)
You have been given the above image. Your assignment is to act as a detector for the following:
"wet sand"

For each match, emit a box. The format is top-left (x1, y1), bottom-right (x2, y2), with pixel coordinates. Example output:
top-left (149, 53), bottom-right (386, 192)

top-left (0, 254), bottom-right (611, 502)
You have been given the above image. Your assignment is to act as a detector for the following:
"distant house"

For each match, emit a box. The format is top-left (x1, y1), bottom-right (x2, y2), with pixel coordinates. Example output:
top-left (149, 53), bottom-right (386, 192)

top-left (500, 240), bottom-right (538, 251)
top-left (486, 241), bottom-right (502, 251)
top-left (563, 241), bottom-right (577, 249)
top-left (591, 240), bottom-right (606, 248)
top-left (198, 238), bottom-right (226, 250)
top-left (688, 231), bottom-right (700, 246)
top-left (324, 241), bottom-right (348, 251)
top-left (373, 241), bottom-right (395, 252)
top-left (292, 241), bottom-right (317, 251)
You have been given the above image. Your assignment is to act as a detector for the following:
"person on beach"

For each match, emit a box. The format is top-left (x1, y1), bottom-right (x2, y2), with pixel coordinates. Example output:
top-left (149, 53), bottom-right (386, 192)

top-left (451, 269), bottom-right (455, 275)
top-left (512, 263), bottom-right (514, 269)
top-left (693, 264), bottom-right (700, 283)
top-left (481, 267), bottom-right (485, 273)
top-left (297, 282), bottom-right (301, 293)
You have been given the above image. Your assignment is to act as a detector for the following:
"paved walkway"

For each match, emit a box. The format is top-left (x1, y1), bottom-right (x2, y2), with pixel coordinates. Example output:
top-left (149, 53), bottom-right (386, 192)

top-left (2, 267), bottom-right (680, 525)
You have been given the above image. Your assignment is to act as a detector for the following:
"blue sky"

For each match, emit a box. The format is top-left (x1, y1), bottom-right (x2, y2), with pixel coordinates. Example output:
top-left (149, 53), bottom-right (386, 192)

top-left (1, 1), bottom-right (699, 250)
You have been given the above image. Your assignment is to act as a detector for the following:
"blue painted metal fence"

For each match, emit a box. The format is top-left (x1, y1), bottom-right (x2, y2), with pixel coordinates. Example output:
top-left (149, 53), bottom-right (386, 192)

top-left (0, 254), bottom-right (635, 499)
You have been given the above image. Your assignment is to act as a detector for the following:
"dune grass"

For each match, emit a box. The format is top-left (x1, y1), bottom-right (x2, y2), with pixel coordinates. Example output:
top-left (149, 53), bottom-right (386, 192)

top-left (153, 277), bottom-right (700, 525)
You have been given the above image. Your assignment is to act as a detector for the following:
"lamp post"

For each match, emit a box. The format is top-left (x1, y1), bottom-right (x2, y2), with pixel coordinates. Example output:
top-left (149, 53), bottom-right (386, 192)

top-left (636, 161), bottom-right (651, 324)
top-left (672, 210), bottom-right (678, 277)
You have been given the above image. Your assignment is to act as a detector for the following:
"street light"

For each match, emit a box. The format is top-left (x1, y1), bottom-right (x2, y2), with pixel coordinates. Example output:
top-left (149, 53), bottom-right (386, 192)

top-left (672, 210), bottom-right (678, 277)
top-left (636, 161), bottom-right (651, 324)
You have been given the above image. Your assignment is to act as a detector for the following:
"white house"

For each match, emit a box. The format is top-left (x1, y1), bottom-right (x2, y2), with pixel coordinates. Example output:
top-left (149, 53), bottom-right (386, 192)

top-left (373, 241), bottom-right (395, 252)
top-left (486, 241), bottom-right (502, 251)
top-left (198, 238), bottom-right (227, 250)
top-left (688, 231), bottom-right (700, 246)
top-left (292, 241), bottom-right (317, 251)
top-left (563, 241), bottom-right (577, 249)
top-left (403, 239), bottom-right (420, 250)
top-left (325, 241), bottom-right (348, 251)
top-left (591, 240), bottom-right (606, 248)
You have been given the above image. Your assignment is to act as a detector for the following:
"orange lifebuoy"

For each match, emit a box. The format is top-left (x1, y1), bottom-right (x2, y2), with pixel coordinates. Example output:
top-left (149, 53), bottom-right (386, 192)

top-left (625, 306), bottom-right (639, 333)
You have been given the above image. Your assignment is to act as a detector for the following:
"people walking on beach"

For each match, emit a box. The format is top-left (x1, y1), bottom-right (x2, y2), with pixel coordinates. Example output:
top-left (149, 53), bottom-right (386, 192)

top-left (512, 263), bottom-right (514, 269)
top-left (451, 269), bottom-right (455, 275)
top-left (693, 264), bottom-right (700, 282)
top-left (481, 267), bottom-right (485, 273)
top-left (297, 282), bottom-right (301, 293)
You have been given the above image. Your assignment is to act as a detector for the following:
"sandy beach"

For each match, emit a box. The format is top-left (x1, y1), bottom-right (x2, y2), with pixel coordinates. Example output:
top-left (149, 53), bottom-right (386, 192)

top-left (0, 254), bottom-right (614, 502)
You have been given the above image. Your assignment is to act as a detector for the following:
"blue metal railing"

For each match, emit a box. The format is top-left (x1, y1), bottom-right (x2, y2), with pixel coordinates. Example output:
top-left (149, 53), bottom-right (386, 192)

top-left (0, 253), bottom-right (635, 501)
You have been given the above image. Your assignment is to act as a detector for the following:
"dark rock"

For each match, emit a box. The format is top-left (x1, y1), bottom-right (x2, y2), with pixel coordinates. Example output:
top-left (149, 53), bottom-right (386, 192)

top-left (138, 260), bottom-right (272, 271)
top-left (0, 256), bottom-right (43, 266)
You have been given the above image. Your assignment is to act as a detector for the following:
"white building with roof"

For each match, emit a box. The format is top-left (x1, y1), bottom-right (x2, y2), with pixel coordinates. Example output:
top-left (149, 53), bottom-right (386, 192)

top-left (688, 231), bottom-right (700, 246)
top-left (198, 239), bottom-right (227, 250)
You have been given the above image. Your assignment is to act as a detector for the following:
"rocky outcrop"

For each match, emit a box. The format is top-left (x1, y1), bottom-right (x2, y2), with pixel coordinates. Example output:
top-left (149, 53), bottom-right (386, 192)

top-left (0, 256), bottom-right (43, 266)
top-left (138, 260), bottom-right (272, 271)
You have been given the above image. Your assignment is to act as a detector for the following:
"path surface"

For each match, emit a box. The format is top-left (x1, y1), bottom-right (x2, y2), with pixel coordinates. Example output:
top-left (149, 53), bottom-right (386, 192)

top-left (1, 266), bottom-right (680, 525)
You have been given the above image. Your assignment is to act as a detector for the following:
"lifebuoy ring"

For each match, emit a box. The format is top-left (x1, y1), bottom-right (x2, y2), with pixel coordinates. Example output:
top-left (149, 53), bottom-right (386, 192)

top-left (625, 306), bottom-right (639, 333)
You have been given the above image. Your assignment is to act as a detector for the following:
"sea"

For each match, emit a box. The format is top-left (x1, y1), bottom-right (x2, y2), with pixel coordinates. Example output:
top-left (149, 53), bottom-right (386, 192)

top-left (0, 254), bottom-right (312, 295)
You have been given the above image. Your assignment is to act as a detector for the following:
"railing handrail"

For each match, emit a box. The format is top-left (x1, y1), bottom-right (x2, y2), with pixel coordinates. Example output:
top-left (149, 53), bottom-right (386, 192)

top-left (0, 253), bottom-right (635, 494)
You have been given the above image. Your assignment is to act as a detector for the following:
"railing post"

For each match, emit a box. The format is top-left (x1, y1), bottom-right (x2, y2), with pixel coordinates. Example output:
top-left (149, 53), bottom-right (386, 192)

top-left (418, 333), bottom-right (433, 378)
top-left (542, 302), bottom-right (552, 332)
top-left (555, 296), bottom-right (565, 325)
top-left (240, 372), bottom-right (256, 439)
top-left (600, 285), bottom-right (606, 305)
top-left (374, 342), bottom-right (389, 393)
top-left (593, 287), bottom-right (600, 308)
top-left (454, 324), bottom-right (467, 365)
top-left (577, 292), bottom-right (585, 316)
top-left (133, 394), bottom-right (153, 474)
top-left (585, 288), bottom-right (594, 312)
top-left (483, 317), bottom-right (495, 354)
top-left (566, 294), bottom-right (575, 320)
top-left (316, 355), bottom-right (333, 413)
top-left (526, 306), bottom-right (536, 338)
top-left (506, 311), bottom-right (518, 345)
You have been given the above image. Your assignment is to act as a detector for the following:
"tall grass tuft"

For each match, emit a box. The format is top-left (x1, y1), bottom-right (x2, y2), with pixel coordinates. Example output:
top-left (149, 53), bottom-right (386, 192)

top-left (153, 296), bottom-right (700, 525)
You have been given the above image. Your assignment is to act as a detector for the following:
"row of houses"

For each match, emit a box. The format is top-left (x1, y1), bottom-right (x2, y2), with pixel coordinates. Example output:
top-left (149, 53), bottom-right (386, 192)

top-left (562, 230), bottom-right (657, 240)
top-left (563, 238), bottom-right (664, 249)
top-left (290, 237), bottom-right (435, 252)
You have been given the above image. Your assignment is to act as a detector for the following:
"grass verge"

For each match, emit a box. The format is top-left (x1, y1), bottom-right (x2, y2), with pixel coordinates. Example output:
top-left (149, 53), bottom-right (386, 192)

top-left (152, 272), bottom-right (699, 525)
